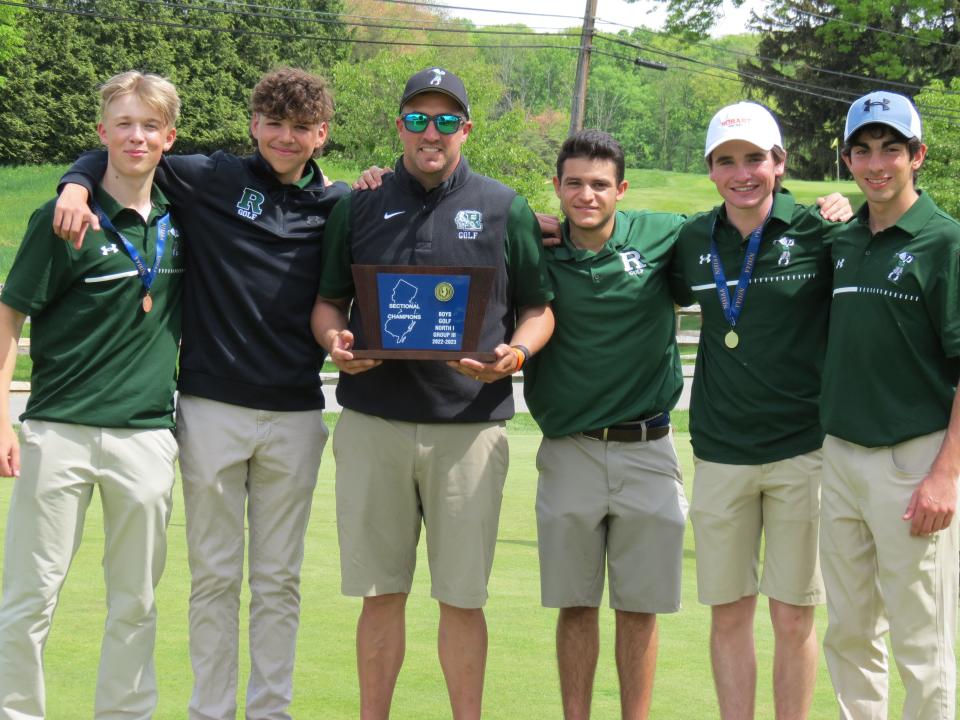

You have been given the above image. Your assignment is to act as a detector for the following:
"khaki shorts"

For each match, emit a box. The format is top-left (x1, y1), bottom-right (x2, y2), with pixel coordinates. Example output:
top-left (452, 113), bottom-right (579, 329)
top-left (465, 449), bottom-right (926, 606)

top-left (333, 408), bottom-right (508, 609)
top-left (690, 450), bottom-right (825, 606)
top-left (536, 432), bottom-right (687, 613)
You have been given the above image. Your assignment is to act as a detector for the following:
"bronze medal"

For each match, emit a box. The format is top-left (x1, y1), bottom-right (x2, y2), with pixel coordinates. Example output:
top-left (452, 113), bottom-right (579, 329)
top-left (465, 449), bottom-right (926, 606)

top-left (724, 329), bottom-right (739, 349)
top-left (142, 294), bottom-right (153, 313)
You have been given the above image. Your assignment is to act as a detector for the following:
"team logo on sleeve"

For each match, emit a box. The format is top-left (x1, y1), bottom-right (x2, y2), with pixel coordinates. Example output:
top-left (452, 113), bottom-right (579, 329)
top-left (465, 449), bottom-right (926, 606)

top-left (775, 236), bottom-right (795, 267)
top-left (170, 227), bottom-right (182, 257)
top-left (620, 250), bottom-right (648, 276)
top-left (887, 251), bottom-right (914, 283)
top-left (236, 188), bottom-right (266, 220)
top-left (455, 210), bottom-right (483, 239)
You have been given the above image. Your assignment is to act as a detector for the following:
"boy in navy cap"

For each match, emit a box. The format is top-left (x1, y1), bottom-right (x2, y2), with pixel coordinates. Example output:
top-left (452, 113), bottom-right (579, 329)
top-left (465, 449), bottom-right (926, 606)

top-left (820, 91), bottom-right (959, 719)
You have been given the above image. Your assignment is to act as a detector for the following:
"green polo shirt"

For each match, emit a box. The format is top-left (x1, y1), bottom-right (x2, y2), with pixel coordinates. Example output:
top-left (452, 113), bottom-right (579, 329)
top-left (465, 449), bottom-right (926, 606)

top-left (525, 210), bottom-right (685, 437)
top-left (1, 186), bottom-right (184, 429)
top-left (822, 191), bottom-right (960, 447)
top-left (670, 189), bottom-right (838, 464)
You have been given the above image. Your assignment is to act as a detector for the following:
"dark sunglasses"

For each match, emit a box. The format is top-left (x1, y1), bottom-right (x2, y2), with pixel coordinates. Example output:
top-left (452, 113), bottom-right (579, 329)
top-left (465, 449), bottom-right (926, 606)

top-left (400, 112), bottom-right (465, 135)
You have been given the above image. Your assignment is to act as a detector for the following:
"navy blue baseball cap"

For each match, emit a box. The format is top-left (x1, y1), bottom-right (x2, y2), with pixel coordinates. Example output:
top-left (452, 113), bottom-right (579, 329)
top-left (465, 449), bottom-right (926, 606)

top-left (845, 91), bottom-right (922, 142)
top-left (399, 67), bottom-right (470, 119)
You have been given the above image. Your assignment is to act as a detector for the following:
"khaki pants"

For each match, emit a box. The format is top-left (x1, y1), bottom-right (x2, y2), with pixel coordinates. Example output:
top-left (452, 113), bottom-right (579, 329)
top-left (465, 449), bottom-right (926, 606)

top-left (0, 420), bottom-right (177, 720)
top-left (821, 432), bottom-right (958, 720)
top-left (176, 395), bottom-right (328, 720)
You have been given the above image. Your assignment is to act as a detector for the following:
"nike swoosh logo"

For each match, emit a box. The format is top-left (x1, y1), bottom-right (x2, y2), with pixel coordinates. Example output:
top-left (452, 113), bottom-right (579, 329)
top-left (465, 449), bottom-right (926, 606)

top-left (384, 211), bottom-right (406, 220)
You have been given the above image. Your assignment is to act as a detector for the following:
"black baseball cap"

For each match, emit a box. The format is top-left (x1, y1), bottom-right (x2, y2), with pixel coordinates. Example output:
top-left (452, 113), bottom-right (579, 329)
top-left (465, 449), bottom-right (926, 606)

top-left (399, 67), bottom-right (470, 119)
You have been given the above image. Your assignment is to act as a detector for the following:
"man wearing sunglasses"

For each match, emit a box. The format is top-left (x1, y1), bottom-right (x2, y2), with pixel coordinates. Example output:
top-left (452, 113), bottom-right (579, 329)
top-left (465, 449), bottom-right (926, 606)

top-left (312, 67), bottom-right (554, 720)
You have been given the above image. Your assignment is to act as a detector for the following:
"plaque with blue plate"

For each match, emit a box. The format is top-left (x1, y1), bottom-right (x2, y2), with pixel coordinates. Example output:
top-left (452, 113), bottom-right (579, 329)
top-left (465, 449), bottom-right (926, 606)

top-left (349, 265), bottom-right (497, 361)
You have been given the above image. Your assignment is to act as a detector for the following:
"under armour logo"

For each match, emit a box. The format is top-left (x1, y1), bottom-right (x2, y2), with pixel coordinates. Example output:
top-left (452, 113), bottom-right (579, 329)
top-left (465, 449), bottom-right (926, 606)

top-left (429, 68), bottom-right (446, 86)
top-left (863, 98), bottom-right (891, 112)
top-left (699, 253), bottom-right (711, 264)
top-left (836, 258), bottom-right (845, 269)
top-left (100, 243), bottom-right (119, 255)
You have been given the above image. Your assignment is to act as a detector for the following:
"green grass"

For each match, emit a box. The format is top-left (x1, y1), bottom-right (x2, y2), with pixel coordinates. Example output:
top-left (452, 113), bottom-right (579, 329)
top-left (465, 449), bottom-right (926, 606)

top-left (0, 163), bottom-right (863, 283)
top-left (0, 421), bottom-right (922, 718)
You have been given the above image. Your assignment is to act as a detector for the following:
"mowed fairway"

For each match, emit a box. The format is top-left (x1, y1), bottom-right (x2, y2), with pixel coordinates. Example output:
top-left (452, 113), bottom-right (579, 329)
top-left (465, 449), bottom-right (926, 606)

top-left (0, 415), bottom-right (920, 718)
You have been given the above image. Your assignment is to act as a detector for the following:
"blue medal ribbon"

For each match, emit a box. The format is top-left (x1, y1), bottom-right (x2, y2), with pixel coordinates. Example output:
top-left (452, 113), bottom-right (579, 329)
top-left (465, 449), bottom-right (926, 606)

top-left (708, 209), bottom-right (770, 333)
top-left (92, 202), bottom-right (169, 303)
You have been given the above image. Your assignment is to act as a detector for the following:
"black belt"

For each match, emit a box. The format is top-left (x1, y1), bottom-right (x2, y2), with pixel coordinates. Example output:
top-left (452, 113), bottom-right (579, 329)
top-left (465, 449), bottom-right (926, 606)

top-left (581, 413), bottom-right (670, 443)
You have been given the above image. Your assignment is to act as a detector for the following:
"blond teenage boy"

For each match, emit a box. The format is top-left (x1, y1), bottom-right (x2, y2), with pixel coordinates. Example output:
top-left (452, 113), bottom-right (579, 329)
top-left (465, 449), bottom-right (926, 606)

top-left (0, 71), bottom-right (182, 720)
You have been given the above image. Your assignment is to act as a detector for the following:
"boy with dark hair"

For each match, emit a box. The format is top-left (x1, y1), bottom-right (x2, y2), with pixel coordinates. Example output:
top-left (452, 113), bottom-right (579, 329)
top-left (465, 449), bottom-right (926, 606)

top-left (820, 90), bottom-right (959, 720)
top-left (0, 71), bottom-right (183, 719)
top-left (524, 128), bottom-right (687, 720)
top-left (54, 67), bottom-right (348, 720)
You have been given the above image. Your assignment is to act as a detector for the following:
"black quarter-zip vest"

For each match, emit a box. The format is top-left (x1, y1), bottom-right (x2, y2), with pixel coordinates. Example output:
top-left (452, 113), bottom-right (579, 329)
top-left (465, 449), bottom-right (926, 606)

top-left (337, 158), bottom-right (518, 422)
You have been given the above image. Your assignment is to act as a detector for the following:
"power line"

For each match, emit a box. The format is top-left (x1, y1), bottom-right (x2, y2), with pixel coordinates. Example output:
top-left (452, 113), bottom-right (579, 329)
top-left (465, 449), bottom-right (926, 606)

top-left (5, 0), bottom-right (960, 124)
top-left (621, 27), bottom-right (945, 95)
top-left (596, 32), bottom-right (960, 120)
top-left (131, 0), bottom-right (582, 38)
top-left (791, 7), bottom-right (960, 50)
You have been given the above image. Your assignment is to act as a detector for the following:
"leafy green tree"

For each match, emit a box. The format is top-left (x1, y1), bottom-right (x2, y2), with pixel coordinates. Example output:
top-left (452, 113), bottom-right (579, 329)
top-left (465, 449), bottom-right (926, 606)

top-left (915, 79), bottom-right (960, 219)
top-left (585, 30), bottom-right (748, 172)
top-left (0, 5), bottom-right (25, 87)
top-left (329, 49), bottom-right (552, 205)
top-left (643, 0), bottom-right (960, 179)
top-left (0, 0), bottom-right (345, 162)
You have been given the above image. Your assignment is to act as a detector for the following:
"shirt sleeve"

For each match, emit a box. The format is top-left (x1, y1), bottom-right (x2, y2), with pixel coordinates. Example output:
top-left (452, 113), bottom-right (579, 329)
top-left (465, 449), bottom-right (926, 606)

top-left (668, 225), bottom-right (696, 307)
top-left (505, 195), bottom-right (554, 308)
top-left (58, 150), bottom-right (106, 196)
top-left (933, 242), bottom-right (960, 359)
top-left (316, 194), bottom-right (356, 299)
top-left (1, 201), bottom-right (75, 315)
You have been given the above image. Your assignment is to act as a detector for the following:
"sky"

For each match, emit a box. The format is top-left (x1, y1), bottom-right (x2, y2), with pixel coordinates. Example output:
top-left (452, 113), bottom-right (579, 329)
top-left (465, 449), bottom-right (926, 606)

top-left (439, 0), bottom-right (767, 38)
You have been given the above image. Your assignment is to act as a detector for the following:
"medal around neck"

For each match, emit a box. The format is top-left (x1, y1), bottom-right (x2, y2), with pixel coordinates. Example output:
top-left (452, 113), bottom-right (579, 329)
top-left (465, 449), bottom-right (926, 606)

top-left (724, 329), bottom-right (739, 349)
top-left (92, 203), bottom-right (168, 315)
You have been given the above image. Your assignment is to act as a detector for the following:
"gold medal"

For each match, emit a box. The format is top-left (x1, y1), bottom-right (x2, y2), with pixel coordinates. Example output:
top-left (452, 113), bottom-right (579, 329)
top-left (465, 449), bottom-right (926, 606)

top-left (142, 293), bottom-right (153, 313)
top-left (724, 329), bottom-right (739, 349)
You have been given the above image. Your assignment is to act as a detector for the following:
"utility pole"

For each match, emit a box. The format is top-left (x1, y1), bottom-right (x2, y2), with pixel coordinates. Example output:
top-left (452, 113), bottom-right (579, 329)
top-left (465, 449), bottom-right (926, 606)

top-left (569, 0), bottom-right (598, 135)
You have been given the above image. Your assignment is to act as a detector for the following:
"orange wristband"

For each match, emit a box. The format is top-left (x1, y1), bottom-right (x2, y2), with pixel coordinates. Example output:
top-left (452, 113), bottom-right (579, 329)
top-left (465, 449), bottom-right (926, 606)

top-left (510, 344), bottom-right (529, 372)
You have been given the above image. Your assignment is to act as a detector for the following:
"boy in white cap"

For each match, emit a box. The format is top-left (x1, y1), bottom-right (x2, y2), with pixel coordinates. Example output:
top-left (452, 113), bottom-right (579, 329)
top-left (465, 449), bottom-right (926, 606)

top-left (819, 91), bottom-right (959, 719)
top-left (670, 101), bottom-right (849, 720)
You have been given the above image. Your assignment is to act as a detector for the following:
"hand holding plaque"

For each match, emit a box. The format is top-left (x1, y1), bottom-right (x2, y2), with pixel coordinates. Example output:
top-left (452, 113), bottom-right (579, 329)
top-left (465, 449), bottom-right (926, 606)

top-left (349, 265), bottom-right (497, 361)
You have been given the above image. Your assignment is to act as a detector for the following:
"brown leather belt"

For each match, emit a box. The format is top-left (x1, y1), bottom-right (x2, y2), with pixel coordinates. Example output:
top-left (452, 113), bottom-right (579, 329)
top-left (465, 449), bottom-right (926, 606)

top-left (581, 416), bottom-right (671, 443)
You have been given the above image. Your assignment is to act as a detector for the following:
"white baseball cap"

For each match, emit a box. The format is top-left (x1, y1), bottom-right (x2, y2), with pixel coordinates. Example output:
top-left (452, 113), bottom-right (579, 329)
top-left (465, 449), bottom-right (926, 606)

top-left (844, 91), bottom-right (921, 142)
top-left (704, 102), bottom-right (783, 158)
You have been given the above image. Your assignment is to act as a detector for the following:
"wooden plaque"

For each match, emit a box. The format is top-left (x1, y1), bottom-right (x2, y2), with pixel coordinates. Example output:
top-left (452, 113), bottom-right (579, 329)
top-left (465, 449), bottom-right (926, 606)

top-left (349, 264), bottom-right (497, 361)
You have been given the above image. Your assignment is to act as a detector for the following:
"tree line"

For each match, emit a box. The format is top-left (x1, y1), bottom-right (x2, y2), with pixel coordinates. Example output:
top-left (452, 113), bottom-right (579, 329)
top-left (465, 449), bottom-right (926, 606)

top-left (0, 0), bottom-right (957, 212)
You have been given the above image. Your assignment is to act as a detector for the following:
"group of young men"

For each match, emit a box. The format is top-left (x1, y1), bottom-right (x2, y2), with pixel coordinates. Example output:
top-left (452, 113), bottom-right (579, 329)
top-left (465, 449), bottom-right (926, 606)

top-left (0, 61), bottom-right (954, 720)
